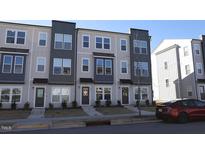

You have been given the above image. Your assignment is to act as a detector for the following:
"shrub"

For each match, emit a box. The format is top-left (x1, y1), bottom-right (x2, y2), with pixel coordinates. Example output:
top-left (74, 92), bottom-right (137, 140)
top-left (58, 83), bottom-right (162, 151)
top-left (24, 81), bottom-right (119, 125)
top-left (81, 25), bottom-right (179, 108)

top-left (95, 100), bottom-right (101, 107)
top-left (61, 100), bottom-right (67, 109)
top-left (24, 102), bottom-right (30, 110)
top-left (11, 102), bottom-right (17, 110)
top-left (117, 100), bottom-right (121, 106)
top-left (135, 100), bottom-right (140, 107)
top-left (145, 99), bottom-right (150, 106)
top-left (105, 100), bottom-right (111, 107)
top-left (72, 101), bottom-right (78, 108)
top-left (0, 102), bottom-right (2, 109)
top-left (49, 103), bottom-right (54, 110)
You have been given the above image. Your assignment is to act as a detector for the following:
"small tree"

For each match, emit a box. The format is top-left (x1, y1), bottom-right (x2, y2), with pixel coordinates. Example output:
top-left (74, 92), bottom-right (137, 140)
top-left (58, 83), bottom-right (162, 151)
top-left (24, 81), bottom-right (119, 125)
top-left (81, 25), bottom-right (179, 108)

top-left (117, 100), bottom-right (121, 107)
top-left (49, 103), bottom-right (54, 110)
top-left (105, 100), bottom-right (111, 107)
top-left (135, 100), bottom-right (140, 107)
top-left (24, 102), bottom-right (30, 110)
top-left (145, 99), bottom-right (150, 106)
top-left (72, 101), bottom-right (78, 108)
top-left (11, 100), bottom-right (17, 110)
top-left (61, 100), bottom-right (67, 109)
top-left (95, 100), bottom-right (101, 107)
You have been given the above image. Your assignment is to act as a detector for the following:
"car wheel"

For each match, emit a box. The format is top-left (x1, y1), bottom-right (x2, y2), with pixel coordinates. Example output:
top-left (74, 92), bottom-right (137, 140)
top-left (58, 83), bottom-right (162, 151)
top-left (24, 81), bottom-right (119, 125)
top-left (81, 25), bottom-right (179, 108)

top-left (178, 112), bottom-right (188, 123)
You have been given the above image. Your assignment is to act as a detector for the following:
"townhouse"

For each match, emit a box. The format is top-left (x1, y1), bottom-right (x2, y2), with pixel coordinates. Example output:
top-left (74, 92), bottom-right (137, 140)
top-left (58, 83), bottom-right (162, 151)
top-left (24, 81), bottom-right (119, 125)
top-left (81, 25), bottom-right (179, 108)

top-left (152, 38), bottom-right (205, 102)
top-left (0, 20), bottom-right (152, 109)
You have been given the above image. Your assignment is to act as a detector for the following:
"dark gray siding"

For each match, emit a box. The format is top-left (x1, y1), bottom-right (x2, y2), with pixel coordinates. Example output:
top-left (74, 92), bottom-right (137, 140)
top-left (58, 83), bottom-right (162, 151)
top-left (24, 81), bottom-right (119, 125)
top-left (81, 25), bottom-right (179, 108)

top-left (48, 20), bottom-right (76, 85)
top-left (130, 29), bottom-right (152, 85)
top-left (201, 35), bottom-right (205, 72)
top-left (94, 57), bottom-right (114, 84)
top-left (0, 53), bottom-right (27, 84)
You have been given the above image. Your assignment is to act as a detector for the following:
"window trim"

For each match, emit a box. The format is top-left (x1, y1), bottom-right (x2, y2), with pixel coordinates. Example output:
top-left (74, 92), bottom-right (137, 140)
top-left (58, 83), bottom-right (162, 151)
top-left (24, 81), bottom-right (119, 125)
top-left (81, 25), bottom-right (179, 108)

top-left (36, 57), bottom-right (46, 73)
top-left (53, 58), bottom-right (72, 75)
top-left (120, 60), bottom-right (128, 74)
top-left (96, 58), bottom-right (104, 75)
top-left (105, 59), bottom-right (112, 75)
top-left (95, 36), bottom-right (111, 50)
top-left (2, 55), bottom-right (13, 73)
top-left (134, 86), bottom-right (149, 101)
top-left (134, 61), bottom-right (149, 77)
top-left (0, 86), bottom-right (22, 103)
top-left (82, 34), bottom-right (90, 48)
top-left (133, 40), bottom-right (148, 54)
top-left (81, 58), bottom-right (90, 73)
top-left (54, 33), bottom-right (72, 50)
top-left (165, 79), bottom-right (169, 87)
top-left (120, 39), bottom-right (127, 52)
top-left (95, 86), bottom-right (112, 101)
top-left (196, 62), bottom-right (203, 75)
top-left (185, 64), bottom-right (191, 75)
top-left (13, 56), bottom-right (24, 74)
top-left (5, 29), bottom-right (26, 45)
top-left (38, 32), bottom-right (47, 47)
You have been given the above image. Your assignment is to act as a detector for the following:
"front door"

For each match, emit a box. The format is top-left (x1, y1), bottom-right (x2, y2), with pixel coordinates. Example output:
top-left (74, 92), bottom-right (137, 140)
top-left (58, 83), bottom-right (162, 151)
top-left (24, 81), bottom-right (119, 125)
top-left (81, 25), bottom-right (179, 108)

top-left (35, 88), bottom-right (45, 108)
top-left (82, 87), bottom-right (89, 105)
top-left (122, 87), bottom-right (129, 105)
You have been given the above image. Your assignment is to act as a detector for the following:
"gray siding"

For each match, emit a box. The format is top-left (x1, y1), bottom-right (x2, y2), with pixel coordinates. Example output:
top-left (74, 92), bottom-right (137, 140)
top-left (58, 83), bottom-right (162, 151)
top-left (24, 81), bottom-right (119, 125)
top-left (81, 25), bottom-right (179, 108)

top-left (130, 29), bottom-right (152, 85)
top-left (48, 20), bottom-right (76, 85)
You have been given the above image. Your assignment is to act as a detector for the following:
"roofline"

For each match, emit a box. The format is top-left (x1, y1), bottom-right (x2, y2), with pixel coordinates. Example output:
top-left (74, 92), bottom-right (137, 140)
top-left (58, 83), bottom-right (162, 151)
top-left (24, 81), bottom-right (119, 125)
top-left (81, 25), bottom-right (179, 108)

top-left (77, 28), bottom-right (130, 35)
top-left (52, 20), bottom-right (76, 25)
top-left (0, 21), bottom-right (51, 28)
top-left (130, 28), bottom-right (149, 32)
top-left (155, 44), bottom-right (180, 55)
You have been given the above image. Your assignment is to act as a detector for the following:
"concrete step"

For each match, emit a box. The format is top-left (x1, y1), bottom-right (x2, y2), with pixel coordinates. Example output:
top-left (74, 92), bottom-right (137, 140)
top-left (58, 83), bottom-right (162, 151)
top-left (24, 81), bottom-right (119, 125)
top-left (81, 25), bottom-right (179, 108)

top-left (28, 108), bottom-right (45, 119)
top-left (82, 106), bottom-right (103, 116)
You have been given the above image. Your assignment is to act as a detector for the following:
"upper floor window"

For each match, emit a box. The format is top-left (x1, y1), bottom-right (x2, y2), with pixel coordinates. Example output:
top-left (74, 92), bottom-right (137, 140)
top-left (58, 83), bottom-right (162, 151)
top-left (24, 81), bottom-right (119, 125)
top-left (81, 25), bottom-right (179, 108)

top-left (14, 56), bottom-right (24, 74)
top-left (120, 39), bottom-right (127, 51)
top-left (2, 55), bottom-right (13, 73)
top-left (96, 37), bottom-right (110, 50)
top-left (121, 61), bottom-right (128, 74)
top-left (53, 58), bottom-right (71, 75)
top-left (105, 59), bottom-right (112, 75)
top-left (134, 62), bottom-right (149, 77)
top-left (54, 33), bottom-right (72, 50)
top-left (82, 35), bottom-right (90, 48)
top-left (6, 30), bottom-right (26, 45)
top-left (196, 63), bottom-right (203, 75)
top-left (96, 59), bottom-right (104, 75)
top-left (39, 32), bottom-right (47, 47)
top-left (82, 58), bottom-right (89, 72)
top-left (164, 61), bottom-right (168, 70)
top-left (133, 40), bottom-right (147, 54)
top-left (183, 46), bottom-right (189, 56)
top-left (36, 57), bottom-right (46, 72)
top-left (2, 55), bottom-right (24, 74)
top-left (185, 64), bottom-right (190, 75)
top-left (193, 44), bottom-right (200, 55)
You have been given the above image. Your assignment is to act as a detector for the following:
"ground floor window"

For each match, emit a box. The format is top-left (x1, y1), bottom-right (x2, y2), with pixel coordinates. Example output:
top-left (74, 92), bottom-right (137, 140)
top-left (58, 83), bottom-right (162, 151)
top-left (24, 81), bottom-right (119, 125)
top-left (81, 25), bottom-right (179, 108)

top-left (96, 87), bottom-right (111, 101)
top-left (0, 87), bottom-right (22, 103)
top-left (134, 87), bottom-right (148, 101)
top-left (51, 87), bottom-right (70, 103)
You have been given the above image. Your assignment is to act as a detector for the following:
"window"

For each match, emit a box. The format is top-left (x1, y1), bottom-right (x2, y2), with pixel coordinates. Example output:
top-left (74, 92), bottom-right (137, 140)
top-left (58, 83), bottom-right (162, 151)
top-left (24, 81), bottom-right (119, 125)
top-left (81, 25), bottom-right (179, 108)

top-left (6, 30), bottom-right (26, 45)
top-left (185, 65), bottom-right (190, 75)
top-left (53, 58), bottom-right (71, 75)
top-left (36, 57), bottom-right (46, 72)
top-left (14, 56), bottom-right (24, 74)
top-left (39, 32), bottom-right (47, 46)
top-left (96, 59), bottom-right (104, 75)
top-left (105, 60), bottom-right (112, 75)
top-left (164, 61), bottom-right (168, 70)
top-left (121, 61), bottom-right (128, 74)
top-left (51, 88), bottom-right (70, 103)
top-left (196, 63), bottom-right (203, 75)
top-left (133, 40), bottom-right (147, 54)
top-left (104, 38), bottom-right (110, 49)
top-left (183, 46), bottom-right (189, 56)
top-left (96, 37), bottom-right (110, 49)
top-left (187, 87), bottom-right (192, 97)
top-left (120, 39), bottom-right (127, 51)
top-left (134, 87), bottom-right (148, 100)
top-left (82, 58), bottom-right (89, 72)
top-left (0, 87), bottom-right (22, 103)
top-left (54, 33), bottom-right (72, 50)
top-left (193, 44), bottom-right (200, 55)
top-left (165, 79), bottom-right (169, 87)
top-left (96, 37), bottom-right (103, 49)
top-left (82, 35), bottom-right (89, 48)
top-left (134, 62), bottom-right (149, 77)
top-left (2, 55), bottom-right (13, 73)
top-left (96, 87), bottom-right (111, 101)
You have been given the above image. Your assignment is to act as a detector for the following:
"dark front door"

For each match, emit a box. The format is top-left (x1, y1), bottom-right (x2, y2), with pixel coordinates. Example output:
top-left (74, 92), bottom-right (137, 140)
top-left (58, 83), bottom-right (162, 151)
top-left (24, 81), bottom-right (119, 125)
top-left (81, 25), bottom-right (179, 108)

top-left (82, 87), bottom-right (89, 105)
top-left (35, 88), bottom-right (45, 108)
top-left (122, 87), bottom-right (129, 105)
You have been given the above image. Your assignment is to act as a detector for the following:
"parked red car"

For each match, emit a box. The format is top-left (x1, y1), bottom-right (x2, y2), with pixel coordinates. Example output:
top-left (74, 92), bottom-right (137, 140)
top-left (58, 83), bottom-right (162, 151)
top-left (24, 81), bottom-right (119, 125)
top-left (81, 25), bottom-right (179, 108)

top-left (156, 99), bottom-right (205, 123)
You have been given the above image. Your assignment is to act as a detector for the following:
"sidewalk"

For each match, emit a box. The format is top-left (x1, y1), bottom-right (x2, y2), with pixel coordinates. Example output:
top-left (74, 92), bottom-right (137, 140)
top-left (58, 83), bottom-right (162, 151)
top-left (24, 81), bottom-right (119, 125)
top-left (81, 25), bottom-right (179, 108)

top-left (0, 111), bottom-right (157, 133)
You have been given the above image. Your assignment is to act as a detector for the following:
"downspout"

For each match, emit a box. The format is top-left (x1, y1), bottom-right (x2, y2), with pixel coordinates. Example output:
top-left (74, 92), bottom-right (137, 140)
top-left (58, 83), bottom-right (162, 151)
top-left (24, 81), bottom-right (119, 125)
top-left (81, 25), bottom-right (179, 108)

top-left (74, 29), bottom-right (78, 102)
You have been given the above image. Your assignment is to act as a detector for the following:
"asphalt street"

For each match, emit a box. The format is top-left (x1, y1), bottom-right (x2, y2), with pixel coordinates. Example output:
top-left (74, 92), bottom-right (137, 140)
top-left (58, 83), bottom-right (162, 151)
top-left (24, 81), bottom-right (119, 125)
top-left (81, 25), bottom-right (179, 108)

top-left (6, 120), bottom-right (205, 134)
